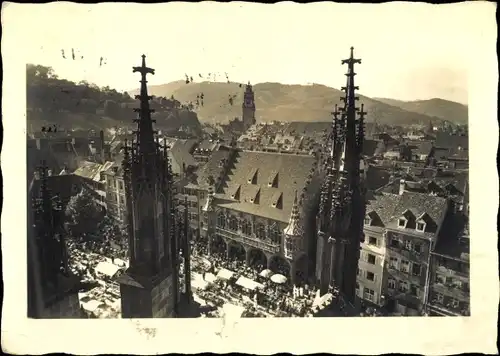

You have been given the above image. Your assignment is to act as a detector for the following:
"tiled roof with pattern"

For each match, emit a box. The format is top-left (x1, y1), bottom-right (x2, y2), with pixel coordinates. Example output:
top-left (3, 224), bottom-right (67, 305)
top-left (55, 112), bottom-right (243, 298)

top-left (196, 147), bottom-right (233, 188)
top-left (216, 150), bottom-right (316, 222)
top-left (366, 192), bottom-right (448, 231)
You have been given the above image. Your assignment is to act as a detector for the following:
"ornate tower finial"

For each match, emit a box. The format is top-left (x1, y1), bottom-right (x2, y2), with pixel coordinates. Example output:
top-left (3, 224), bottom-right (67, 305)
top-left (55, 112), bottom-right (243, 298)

top-left (133, 55), bottom-right (156, 157)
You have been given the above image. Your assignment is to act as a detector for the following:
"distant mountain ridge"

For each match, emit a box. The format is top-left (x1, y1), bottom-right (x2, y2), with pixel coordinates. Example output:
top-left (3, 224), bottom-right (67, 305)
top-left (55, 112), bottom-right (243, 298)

top-left (130, 81), bottom-right (468, 126)
top-left (372, 97), bottom-right (468, 125)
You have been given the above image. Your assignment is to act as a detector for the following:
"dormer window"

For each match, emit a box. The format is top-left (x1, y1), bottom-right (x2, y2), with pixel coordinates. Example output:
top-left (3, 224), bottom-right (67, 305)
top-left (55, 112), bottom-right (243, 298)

top-left (268, 171), bottom-right (279, 188)
top-left (230, 185), bottom-right (241, 200)
top-left (398, 218), bottom-right (407, 228)
top-left (271, 191), bottom-right (283, 209)
top-left (250, 188), bottom-right (260, 204)
top-left (364, 217), bottom-right (372, 226)
top-left (416, 221), bottom-right (426, 232)
top-left (247, 168), bottom-right (258, 184)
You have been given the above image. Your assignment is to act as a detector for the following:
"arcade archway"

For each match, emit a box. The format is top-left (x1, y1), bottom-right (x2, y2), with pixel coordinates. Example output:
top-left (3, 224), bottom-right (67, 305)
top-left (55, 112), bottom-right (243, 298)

top-left (269, 255), bottom-right (291, 278)
top-left (294, 254), bottom-right (308, 285)
top-left (247, 249), bottom-right (267, 270)
top-left (210, 234), bottom-right (226, 258)
top-left (228, 241), bottom-right (246, 262)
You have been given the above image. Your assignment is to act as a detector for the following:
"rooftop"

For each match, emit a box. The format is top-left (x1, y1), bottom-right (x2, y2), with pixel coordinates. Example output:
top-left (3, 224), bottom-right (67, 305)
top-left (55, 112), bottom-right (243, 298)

top-left (366, 191), bottom-right (448, 234)
top-left (216, 150), bottom-right (316, 222)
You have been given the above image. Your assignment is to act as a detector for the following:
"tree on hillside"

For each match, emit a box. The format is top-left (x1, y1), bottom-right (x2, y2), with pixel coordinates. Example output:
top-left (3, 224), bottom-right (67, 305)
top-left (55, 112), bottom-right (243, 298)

top-left (65, 189), bottom-right (103, 239)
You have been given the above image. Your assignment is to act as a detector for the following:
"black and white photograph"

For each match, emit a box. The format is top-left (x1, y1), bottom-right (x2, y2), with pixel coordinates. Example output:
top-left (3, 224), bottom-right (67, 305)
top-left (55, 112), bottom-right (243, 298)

top-left (1, 1), bottom-right (498, 354)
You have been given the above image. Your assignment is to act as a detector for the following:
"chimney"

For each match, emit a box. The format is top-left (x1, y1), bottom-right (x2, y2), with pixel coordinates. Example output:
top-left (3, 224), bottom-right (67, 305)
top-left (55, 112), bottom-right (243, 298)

top-left (399, 179), bottom-right (406, 195)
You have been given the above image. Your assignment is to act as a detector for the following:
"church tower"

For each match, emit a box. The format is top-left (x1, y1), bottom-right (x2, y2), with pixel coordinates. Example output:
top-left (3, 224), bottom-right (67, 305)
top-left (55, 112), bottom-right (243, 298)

top-left (242, 82), bottom-right (256, 129)
top-left (315, 47), bottom-right (367, 305)
top-left (28, 163), bottom-right (82, 318)
top-left (118, 55), bottom-right (180, 318)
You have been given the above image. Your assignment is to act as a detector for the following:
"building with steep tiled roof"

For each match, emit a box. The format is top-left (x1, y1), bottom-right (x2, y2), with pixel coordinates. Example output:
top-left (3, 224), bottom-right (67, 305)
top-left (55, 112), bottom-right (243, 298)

top-left (359, 190), bottom-right (449, 315)
top-left (427, 205), bottom-right (469, 316)
top-left (202, 149), bottom-right (322, 284)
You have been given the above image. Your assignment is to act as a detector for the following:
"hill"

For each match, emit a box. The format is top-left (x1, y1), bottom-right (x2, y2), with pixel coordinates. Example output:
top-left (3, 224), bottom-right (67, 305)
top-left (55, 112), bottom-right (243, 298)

top-left (130, 81), bottom-right (466, 126)
top-left (26, 64), bottom-right (203, 135)
top-left (373, 97), bottom-right (468, 124)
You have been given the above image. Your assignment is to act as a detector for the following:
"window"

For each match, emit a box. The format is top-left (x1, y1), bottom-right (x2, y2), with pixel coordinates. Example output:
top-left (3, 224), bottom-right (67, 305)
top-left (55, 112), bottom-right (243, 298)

top-left (436, 293), bottom-right (444, 303)
top-left (228, 216), bottom-right (238, 231)
top-left (268, 223), bottom-right (281, 243)
top-left (199, 192), bottom-right (205, 200)
top-left (119, 181), bottom-right (124, 191)
top-left (217, 212), bottom-right (226, 229)
top-left (364, 217), bottom-right (372, 226)
top-left (452, 280), bottom-right (463, 289)
top-left (389, 257), bottom-right (399, 269)
top-left (355, 282), bottom-right (360, 290)
top-left (388, 278), bottom-right (396, 290)
top-left (413, 243), bottom-right (422, 253)
top-left (366, 271), bottom-right (375, 281)
top-left (398, 218), bottom-right (407, 228)
top-left (399, 281), bottom-right (409, 293)
top-left (367, 254), bottom-right (376, 265)
top-left (416, 222), bottom-right (426, 232)
top-left (357, 268), bottom-right (363, 277)
top-left (410, 284), bottom-right (419, 297)
top-left (363, 287), bottom-right (375, 301)
top-left (368, 236), bottom-right (378, 246)
top-left (390, 238), bottom-right (400, 248)
top-left (450, 298), bottom-right (459, 308)
top-left (241, 220), bottom-right (252, 235)
top-left (404, 240), bottom-right (412, 250)
top-left (436, 275), bottom-right (446, 284)
top-left (411, 263), bottom-right (421, 276)
top-left (400, 260), bottom-right (410, 273)
top-left (256, 223), bottom-right (266, 240)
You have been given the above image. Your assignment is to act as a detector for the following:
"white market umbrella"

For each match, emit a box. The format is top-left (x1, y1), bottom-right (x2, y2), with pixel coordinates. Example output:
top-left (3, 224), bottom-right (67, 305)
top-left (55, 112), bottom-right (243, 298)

top-left (270, 273), bottom-right (287, 284)
top-left (259, 269), bottom-right (274, 278)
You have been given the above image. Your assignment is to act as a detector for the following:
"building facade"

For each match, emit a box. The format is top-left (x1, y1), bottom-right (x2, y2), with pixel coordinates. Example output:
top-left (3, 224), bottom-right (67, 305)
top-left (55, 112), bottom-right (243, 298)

top-left (315, 47), bottom-right (367, 304)
top-left (202, 149), bottom-right (322, 284)
top-left (117, 55), bottom-right (184, 318)
top-left (28, 164), bottom-right (83, 318)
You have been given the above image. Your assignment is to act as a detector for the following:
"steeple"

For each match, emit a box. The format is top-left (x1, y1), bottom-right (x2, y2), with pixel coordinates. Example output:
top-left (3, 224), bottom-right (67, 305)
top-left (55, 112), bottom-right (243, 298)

top-left (284, 191), bottom-right (303, 236)
top-left (315, 47), bottom-right (366, 303)
top-left (118, 55), bottom-right (181, 319)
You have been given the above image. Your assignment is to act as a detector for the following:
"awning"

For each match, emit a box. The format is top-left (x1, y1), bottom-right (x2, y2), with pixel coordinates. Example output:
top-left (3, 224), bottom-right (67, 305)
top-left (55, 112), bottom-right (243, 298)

top-left (259, 269), bottom-right (274, 278)
top-left (95, 261), bottom-right (121, 278)
top-left (204, 272), bottom-right (217, 283)
top-left (270, 273), bottom-right (287, 284)
top-left (216, 268), bottom-right (235, 280)
top-left (235, 276), bottom-right (265, 291)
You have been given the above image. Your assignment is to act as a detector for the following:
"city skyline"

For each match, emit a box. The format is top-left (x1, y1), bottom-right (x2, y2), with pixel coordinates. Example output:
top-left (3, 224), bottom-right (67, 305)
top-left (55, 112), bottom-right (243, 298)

top-left (9, 2), bottom-right (490, 104)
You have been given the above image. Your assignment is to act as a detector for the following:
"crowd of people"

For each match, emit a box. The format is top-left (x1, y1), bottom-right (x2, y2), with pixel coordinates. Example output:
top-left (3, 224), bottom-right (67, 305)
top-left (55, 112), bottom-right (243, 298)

top-left (186, 239), bottom-right (335, 318)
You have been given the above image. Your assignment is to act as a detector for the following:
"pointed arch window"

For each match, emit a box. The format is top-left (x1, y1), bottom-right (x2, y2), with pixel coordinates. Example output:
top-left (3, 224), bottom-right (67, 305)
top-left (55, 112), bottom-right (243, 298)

top-left (228, 216), bottom-right (239, 232)
top-left (256, 223), bottom-right (266, 240)
top-left (241, 219), bottom-right (252, 236)
top-left (268, 223), bottom-right (281, 243)
top-left (217, 211), bottom-right (226, 229)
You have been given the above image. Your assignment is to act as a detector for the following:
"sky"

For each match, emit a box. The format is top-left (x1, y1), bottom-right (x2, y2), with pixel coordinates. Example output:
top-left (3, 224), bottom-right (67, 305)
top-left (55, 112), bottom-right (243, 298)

top-left (4, 2), bottom-right (494, 104)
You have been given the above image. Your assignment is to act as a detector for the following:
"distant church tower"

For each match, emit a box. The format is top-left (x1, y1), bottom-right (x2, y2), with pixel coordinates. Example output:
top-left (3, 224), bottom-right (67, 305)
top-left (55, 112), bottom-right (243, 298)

top-left (28, 163), bottom-right (82, 318)
top-left (118, 55), bottom-right (181, 318)
top-left (242, 82), bottom-right (256, 129)
top-left (315, 47), bottom-right (367, 305)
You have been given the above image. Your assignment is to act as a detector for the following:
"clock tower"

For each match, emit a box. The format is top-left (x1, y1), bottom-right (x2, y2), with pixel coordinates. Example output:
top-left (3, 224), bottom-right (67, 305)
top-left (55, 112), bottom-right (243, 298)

top-left (242, 81), bottom-right (256, 130)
